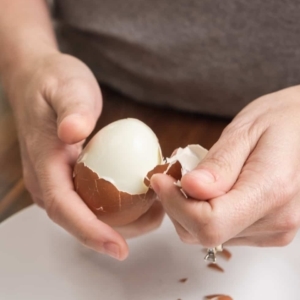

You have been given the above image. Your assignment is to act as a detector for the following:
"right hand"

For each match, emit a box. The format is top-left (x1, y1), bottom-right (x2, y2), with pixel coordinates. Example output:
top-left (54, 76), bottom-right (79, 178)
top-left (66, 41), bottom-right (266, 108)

top-left (6, 52), bottom-right (164, 260)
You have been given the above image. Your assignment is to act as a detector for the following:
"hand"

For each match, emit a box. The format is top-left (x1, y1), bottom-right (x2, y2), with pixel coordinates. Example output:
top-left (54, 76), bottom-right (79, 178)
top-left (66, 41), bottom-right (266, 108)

top-left (151, 86), bottom-right (300, 248)
top-left (7, 52), bottom-right (164, 259)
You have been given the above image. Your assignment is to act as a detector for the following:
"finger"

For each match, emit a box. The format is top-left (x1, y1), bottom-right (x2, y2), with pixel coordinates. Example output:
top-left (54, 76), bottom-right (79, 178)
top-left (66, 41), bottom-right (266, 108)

top-left (151, 173), bottom-right (213, 245)
top-left (114, 201), bottom-right (165, 239)
top-left (168, 216), bottom-right (199, 244)
top-left (40, 150), bottom-right (128, 260)
top-left (214, 126), bottom-right (299, 241)
top-left (225, 231), bottom-right (297, 247)
top-left (181, 121), bottom-right (263, 200)
top-left (161, 166), bottom-right (298, 247)
top-left (48, 78), bottom-right (102, 144)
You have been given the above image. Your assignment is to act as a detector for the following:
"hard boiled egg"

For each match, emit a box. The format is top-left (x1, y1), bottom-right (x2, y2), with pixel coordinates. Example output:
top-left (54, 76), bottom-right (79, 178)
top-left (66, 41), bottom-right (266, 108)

top-left (73, 118), bottom-right (163, 226)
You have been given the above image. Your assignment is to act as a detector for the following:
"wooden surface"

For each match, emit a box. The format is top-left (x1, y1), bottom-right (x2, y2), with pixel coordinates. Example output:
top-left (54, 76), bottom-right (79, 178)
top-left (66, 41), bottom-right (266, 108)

top-left (0, 85), bottom-right (230, 223)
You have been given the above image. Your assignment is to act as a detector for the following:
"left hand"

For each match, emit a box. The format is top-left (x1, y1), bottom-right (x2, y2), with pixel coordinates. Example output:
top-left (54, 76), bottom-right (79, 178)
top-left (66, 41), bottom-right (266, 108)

top-left (151, 86), bottom-right (300, 248)
top-left (7, 52), bottom-right (164, 260)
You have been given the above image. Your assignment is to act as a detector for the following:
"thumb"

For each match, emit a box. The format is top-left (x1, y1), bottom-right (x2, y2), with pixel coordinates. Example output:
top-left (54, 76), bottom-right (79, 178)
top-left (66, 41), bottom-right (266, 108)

top-left (50, 80), bottom-right (102, 144)
top-left (181, 127), bottom-right (256, 200)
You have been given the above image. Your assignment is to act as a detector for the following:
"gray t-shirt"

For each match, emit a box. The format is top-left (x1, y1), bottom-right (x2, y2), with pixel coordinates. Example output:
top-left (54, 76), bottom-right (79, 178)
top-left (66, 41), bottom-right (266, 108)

top-left (53, 1), bottom-right (300, 117)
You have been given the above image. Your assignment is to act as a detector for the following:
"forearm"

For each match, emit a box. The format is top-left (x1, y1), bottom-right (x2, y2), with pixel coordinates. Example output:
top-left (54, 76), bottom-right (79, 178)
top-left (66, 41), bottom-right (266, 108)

top-left (0, 0), bottom-right (58, 90)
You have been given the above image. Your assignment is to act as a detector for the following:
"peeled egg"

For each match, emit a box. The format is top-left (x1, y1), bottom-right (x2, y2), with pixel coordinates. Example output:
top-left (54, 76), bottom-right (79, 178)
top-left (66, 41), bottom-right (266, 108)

top-left (74, 118), bottom-right (163, 226)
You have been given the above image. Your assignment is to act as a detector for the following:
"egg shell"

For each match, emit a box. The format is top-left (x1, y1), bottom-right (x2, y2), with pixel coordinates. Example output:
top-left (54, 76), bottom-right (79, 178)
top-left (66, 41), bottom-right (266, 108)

top-left (74, 162), bottom-right (156, 226)
top-left (144, 160), bottom-right (182, 187)
top-left (145, 144), bottom-right (208, 191)
top-left (205, 295), bottom-right (233, 300)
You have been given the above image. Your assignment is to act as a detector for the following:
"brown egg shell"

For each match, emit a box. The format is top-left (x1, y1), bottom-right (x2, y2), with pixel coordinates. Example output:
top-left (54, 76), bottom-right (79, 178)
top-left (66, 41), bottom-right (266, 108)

top-left (207, 263), bottom-right (225, 273)
top-left (205, 295), bottom-right (233, 300)
top-left (144, 160), bottom-right (182, 187)
top-left (219, 248), bottom-right (232, 261)
top-left (74, 162), bottom-right (156, 227)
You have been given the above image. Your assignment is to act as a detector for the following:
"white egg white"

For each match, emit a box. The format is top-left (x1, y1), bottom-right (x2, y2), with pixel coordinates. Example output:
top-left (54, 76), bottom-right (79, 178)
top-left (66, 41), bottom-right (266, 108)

top-left (78, 118), bottom-right (162, 195)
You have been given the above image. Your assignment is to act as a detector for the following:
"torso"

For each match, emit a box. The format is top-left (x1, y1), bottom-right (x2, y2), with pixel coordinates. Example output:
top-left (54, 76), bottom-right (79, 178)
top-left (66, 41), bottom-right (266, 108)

top-left (54, 0), bottom-right (300, 117)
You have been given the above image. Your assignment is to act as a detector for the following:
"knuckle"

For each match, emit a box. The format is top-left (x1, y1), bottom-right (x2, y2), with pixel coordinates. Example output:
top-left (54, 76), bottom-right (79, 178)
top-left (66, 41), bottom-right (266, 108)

top-left (275, 232), bottom-right (295, 247)
top-left (222, 116), bottom-right (264, 150)
top-left (267, 173), bottom-right (296, 208)
top-left (197, 224), bottom-right (223, 248)
top-left (246, 117), bottom-right (268, 142)
top-left (275, 174), bottom-right (296, 201)
top-left (277, 214), bottom-right (300, 232)
top-left (221, 120), bottom-right (248, 138)
top-left (221, 118), bottom-right (253, 141)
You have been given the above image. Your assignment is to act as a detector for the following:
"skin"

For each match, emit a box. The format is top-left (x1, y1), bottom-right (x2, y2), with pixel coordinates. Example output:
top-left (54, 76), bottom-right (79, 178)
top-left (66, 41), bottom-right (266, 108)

top-left (0, 0), bottom-right (164, 260)
top-left (151, 86), bottom-right (300, 248)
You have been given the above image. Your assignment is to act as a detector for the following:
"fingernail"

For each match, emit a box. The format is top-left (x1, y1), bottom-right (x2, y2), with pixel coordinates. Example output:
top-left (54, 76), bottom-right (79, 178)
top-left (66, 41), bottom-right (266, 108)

top-left (103, 242), bottom-right (120, 259)
top-left (190, 170), bottom-right (215, 183)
